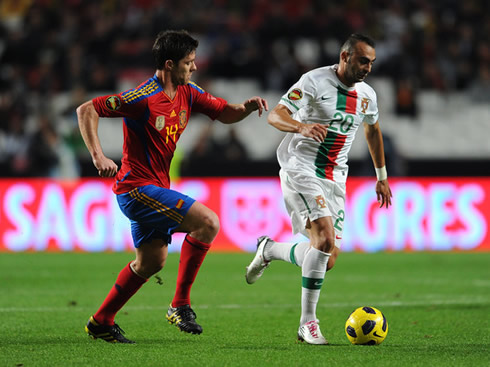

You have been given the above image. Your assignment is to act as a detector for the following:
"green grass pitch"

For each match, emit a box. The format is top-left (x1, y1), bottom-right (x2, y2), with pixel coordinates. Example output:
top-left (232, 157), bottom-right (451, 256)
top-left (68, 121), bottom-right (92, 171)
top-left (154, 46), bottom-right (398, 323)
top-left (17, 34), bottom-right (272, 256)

top-left (1, 251), bottom-right (489, 366)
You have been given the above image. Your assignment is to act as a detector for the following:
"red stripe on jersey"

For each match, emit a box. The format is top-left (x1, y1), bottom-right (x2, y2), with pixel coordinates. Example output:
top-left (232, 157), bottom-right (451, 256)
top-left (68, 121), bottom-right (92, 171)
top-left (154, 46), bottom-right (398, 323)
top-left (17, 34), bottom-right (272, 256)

top-left (323, 133), bottom-right (347, 180)
top-left (345, 89), bottom-right (358, 114)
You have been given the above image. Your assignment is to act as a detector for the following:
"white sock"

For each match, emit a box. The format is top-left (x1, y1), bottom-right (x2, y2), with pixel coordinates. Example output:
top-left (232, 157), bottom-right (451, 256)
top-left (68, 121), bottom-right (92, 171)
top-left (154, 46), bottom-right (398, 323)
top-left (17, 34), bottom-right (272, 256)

top-left (264, 241), bottom-right (310, 266)
top-left (300, 247), bottom-right (330, 325)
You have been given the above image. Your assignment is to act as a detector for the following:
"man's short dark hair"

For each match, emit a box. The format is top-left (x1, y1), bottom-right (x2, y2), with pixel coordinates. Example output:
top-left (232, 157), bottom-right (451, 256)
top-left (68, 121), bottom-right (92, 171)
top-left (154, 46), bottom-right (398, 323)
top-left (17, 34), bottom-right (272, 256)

top-left (152, 30), bottom-right (199, 70)
top-left (341, 34), bottom-right (376, 53)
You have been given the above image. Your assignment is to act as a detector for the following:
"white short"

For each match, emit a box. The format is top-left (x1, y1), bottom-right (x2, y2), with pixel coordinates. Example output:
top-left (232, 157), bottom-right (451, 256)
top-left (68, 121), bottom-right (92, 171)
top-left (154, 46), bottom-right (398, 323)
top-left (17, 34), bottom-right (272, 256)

top-left (279, 169), bottom-right (346, 248)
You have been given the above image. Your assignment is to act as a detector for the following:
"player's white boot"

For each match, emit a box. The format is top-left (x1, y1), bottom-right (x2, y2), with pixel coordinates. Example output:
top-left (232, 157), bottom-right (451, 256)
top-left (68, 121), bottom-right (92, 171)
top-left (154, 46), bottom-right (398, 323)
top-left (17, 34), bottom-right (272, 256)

top-left (245, 236), bottom-right (271, 284)
top-left (297, 320), bottom-right (329, 345)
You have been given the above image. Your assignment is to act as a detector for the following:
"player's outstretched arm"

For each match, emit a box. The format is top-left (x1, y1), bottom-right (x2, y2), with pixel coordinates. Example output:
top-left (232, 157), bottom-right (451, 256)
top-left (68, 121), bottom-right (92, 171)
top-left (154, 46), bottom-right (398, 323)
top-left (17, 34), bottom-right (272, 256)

top-left (268, 104), bottom-right (327, 142)
top-left (364, 121), bottom-right (392, 208)
top-left (216, 96), bottom-right (268, 124)
top-left (76, 101), bottom-right (118, 177)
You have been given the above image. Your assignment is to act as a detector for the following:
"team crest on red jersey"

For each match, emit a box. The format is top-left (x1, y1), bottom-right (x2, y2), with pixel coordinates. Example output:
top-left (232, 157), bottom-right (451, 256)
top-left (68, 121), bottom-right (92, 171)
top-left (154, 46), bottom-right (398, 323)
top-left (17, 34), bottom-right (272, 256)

top-left (155, 116), bottom-right (165, 131)
top-left (179, 110), bottom-right (187, 128)
top-left (288, 88), bottom-right (303, 101)
top-left (105, 96), bottom-right (121, 111)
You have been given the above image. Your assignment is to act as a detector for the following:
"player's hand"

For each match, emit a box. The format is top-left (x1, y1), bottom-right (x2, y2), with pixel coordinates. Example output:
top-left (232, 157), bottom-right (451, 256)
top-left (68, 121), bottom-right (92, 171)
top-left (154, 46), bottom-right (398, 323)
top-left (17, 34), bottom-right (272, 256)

top-left (375, 180), bottom-right (392, 208)
top-left (299, 123), bottom-right (328, 142)
top-left (93, 155), bottom-right (118, 177)
top-left (244, 96), bottom-right (269, 117)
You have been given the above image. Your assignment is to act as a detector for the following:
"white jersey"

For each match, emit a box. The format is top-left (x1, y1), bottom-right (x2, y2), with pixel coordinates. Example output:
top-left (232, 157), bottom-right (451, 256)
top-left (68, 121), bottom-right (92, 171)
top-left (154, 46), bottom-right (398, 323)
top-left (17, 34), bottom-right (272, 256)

top-left (277, 64), bottom-right (379, 183)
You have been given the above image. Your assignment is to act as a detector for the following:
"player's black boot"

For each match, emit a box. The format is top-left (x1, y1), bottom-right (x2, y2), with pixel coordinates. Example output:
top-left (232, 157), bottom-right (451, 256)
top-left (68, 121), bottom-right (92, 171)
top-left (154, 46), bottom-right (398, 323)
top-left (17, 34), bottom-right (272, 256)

top-left (85, 316), bottom-right (135, 344)
top-left (166, 304), bottom-right (203, 334)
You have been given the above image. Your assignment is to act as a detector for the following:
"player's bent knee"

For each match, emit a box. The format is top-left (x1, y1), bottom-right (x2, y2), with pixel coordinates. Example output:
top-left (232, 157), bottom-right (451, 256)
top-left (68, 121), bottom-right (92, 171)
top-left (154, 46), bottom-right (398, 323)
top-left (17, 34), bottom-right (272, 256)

top-left (148, 259), bottom-right (166, 277)
top-left (315, 239), bottom-right (336, 254)
top-left (133, 256), bottom-right (166, 278)
top-left (155, 258), bottom-right (166, 272)
top-left (145, 264), bottom-right (164, 277)
top-left (201, 210), bottom-right (220, 237)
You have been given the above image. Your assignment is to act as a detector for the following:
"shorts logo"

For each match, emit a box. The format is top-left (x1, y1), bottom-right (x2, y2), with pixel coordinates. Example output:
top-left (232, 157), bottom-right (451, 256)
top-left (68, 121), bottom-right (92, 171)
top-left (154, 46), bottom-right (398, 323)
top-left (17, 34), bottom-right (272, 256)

top-left (316, 195), bottom-right (327, 209)
top-left (361, 98), bottom-right (369, 113)
top-left (175, 199), bottom-right (185, 209)
top-left (105, 96), bottom-right (121, 111)
top-left (288, 88), bottom-right (303, 101)
top-left (155, 116), bottom-right (165, 131)
top-left (179, 110), bottom-right (187, 128)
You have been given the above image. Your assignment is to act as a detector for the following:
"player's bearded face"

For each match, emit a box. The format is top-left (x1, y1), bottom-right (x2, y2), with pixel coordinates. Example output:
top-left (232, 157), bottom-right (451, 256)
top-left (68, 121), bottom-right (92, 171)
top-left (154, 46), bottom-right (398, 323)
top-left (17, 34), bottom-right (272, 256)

top-left (345, 44), bottom-right (376, 85)
top-left (171, 51), bottom-right (197, 85)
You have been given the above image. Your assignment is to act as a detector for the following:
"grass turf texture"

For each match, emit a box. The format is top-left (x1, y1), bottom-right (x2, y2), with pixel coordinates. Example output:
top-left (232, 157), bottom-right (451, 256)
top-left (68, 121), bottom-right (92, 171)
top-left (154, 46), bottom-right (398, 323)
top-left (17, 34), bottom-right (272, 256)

top-left (0, 252), bottom-right (488, 367)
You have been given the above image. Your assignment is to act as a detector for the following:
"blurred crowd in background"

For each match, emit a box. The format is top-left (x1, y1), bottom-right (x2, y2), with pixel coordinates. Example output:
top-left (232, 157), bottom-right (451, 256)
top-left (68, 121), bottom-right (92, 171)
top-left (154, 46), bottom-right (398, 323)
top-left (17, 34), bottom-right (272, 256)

top-left (0, 0), bottom-right (488, 178)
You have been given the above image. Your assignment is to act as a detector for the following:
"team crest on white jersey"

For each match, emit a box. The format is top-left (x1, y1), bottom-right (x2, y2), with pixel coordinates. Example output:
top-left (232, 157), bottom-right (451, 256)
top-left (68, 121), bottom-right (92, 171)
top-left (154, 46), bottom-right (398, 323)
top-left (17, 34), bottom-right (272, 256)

top-left (155, 116), bottom-right (165, 131)
top-left (361, 98), bottom-right (369, 113)
top-left (316, 195), bottom-right (327, 209)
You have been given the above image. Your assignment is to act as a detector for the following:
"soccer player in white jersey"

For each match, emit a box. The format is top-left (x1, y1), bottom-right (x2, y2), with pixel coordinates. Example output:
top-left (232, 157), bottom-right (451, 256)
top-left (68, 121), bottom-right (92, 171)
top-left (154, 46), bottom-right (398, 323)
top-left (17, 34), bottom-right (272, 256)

top-left (245, 34), bottom-right (393, 345)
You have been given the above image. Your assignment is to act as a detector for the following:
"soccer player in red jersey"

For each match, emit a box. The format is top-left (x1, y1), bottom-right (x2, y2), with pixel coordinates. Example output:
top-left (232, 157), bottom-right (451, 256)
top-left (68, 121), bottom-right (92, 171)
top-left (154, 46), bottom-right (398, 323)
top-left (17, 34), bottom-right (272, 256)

top-left (77, 30), bottom-right (268, 343)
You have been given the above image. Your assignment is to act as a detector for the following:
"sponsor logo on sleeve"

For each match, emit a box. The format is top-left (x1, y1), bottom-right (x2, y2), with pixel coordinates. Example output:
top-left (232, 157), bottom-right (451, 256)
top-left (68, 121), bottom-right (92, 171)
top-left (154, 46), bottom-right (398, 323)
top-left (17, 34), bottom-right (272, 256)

top-left (105, 96), bottom-right (121, 111)
top-left (288, 88), bottom-right (303, 101)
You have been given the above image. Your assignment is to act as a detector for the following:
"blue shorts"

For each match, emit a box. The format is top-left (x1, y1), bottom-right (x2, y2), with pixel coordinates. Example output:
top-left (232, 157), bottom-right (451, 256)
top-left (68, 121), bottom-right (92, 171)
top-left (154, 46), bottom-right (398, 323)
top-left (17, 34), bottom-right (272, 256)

top-left (116, 185), bottom-right (195, 248)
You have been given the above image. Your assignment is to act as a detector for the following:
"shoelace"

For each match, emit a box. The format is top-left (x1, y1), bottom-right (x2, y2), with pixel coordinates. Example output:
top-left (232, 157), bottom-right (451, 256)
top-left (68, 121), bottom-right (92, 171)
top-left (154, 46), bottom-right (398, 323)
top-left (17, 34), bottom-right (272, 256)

top-left (307, 322), bottom-right (319, 338)
top-left (112, 323), bottom-right (126, 335)
top-left (179, 306), bottom-right (197, 321)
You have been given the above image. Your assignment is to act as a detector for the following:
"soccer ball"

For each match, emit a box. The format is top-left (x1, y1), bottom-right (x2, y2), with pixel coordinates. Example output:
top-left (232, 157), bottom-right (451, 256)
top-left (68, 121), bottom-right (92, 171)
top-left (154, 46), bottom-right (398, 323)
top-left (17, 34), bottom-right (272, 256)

top-left (345, 306), bottom-right (388, 345)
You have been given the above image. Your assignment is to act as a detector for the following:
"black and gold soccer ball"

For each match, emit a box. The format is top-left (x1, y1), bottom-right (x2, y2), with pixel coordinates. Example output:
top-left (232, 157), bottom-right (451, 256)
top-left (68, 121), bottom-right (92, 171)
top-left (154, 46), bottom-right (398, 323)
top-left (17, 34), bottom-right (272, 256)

top-left (345, 306), bottom-right (388, 345)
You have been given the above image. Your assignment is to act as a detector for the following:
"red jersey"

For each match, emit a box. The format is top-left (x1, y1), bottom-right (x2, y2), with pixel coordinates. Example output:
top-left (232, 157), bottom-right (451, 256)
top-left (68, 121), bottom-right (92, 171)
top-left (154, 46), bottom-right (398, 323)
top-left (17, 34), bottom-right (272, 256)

top-left (92, 76), bottom-right (227, 194)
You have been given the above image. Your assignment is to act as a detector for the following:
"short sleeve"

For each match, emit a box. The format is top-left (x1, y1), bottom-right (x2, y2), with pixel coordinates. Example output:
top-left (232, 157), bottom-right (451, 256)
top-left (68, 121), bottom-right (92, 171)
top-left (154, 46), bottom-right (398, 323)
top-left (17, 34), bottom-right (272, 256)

top-left (362, 89), bottom-right (379, 125)
top-left (278, 73), bottom-right (316, 113)
top-left (187, 82), bottom-right (227, 120)
top-left (92, 93), bottom-right (147, 120)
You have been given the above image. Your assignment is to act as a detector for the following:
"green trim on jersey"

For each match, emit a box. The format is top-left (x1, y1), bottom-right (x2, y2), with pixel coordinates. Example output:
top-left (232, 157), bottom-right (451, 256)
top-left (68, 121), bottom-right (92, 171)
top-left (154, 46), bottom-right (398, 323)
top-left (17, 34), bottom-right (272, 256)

top-left (298, 193), bottom-right (311, 213)
top-left (314, 131), bottom-right (347, 180)
top-left (336, 88), bottom-right (348, 111)
top-left (336, 87), bottom-right (358, 114)
top-left (281, 98), bottom-right (300, 111)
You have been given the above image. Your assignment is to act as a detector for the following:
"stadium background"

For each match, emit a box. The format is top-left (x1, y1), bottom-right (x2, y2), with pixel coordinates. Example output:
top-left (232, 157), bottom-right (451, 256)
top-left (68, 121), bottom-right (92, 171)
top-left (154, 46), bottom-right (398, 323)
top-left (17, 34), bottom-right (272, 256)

top-left (0, 0), bottom-right (488, 252)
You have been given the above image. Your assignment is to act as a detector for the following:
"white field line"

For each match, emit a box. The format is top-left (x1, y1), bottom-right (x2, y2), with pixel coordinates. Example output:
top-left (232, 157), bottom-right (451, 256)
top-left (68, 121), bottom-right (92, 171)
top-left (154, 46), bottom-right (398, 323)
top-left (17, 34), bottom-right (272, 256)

top-left (1, 298), bottom-right (488, 313)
